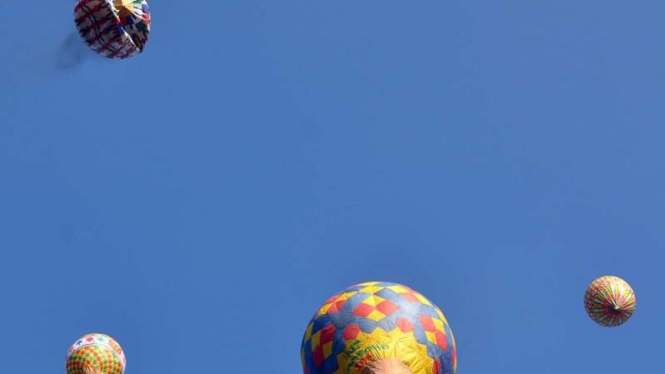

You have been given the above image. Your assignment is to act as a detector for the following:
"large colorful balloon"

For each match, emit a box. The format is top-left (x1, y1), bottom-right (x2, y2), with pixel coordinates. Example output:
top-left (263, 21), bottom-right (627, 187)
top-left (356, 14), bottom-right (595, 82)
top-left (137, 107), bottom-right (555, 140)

top-left (74, 0), bottom-right (151, 59)
top-left (66, 333), bottom-right (127, 374)
top-left (584, 276), bottom-right (636, 327)
top-left (301, 282), bottom-right (457, 374)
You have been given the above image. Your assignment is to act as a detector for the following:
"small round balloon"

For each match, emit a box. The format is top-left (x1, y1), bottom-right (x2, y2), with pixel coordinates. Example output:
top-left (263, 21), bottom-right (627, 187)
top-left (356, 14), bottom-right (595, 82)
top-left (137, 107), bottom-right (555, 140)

top-left (584, 276), bottom-right (636, 327)
top-left (301, 281), bottom-right (457, 374)
top-left (74, 0), bottom-right (151, 59)
top-left (66, 333), bottom-right (127, 374)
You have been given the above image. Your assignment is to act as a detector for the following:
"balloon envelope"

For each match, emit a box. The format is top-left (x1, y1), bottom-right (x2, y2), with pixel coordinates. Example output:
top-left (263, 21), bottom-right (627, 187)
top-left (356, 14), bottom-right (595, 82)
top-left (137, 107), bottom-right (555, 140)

top-left (584, 276), bottom-right (636, 327)
top-left (74, 0), bottom-right (151, 59)
top-left (66, 333), bottom-right (126, 374)
top-left (301, 281), bottom-right (457, 374)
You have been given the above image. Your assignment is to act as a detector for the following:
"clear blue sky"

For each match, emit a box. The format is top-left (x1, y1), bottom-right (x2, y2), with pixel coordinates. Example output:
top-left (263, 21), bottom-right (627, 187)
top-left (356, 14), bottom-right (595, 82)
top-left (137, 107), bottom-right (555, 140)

top-left (1, 1), bottom-right (664, 373)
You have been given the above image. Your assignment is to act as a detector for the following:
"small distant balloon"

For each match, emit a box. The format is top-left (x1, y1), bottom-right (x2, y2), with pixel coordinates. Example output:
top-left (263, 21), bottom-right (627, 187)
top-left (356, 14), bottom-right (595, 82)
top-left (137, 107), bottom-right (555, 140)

top-left (301, 281), bottom-right (457, 374)
top-left (584, 276), bottom-right (636, 327)
top-left (66, 333), bottom-right (126, 374)
top-left (74, 0), bottom-right (151, 59)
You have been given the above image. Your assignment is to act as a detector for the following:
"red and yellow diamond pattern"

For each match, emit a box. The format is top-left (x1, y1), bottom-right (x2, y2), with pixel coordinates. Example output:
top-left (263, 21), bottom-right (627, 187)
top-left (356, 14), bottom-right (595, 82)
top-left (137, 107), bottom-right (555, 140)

top-left (352, 294), bottom-right (399, 322)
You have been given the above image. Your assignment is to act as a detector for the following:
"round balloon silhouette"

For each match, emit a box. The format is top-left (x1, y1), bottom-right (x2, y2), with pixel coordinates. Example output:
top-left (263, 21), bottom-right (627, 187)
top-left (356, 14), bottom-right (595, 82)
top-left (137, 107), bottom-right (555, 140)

top-left (301, 281), bottom-right (457, 374)
top-left (74, 0), bottom-right (151, 59)
top-left (584, 275), bottom-right (636, 327)
top-left (66, 333), bottom-right (127, 374)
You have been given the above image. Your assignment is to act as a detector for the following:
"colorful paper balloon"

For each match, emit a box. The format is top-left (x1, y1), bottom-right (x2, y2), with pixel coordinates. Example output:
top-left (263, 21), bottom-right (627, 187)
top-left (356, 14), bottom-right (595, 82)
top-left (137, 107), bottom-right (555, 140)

top-left (584, 275), bottom-right (636, 327)
top-left (301, 281), bottom-right (457, 374)
top-left (66, 333), bottom-right (127, 374)
top-left (74, 0), bottom-right (151, 59)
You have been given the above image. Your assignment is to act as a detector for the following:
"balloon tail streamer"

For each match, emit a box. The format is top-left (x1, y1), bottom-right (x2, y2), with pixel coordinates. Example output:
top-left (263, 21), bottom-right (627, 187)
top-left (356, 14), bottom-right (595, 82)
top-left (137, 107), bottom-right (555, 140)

top-left (55, 32), bottom-right (92, 71)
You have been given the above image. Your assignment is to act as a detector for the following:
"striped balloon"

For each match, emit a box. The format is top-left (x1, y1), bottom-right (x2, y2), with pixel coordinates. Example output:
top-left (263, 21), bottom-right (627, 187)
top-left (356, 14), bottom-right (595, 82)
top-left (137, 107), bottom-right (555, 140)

top-left (584, 276), bottom-right (636, 327)
top-left (66, 333), bottom-right (126, 374)
top-left (74, 0), bottom-right (151, 59)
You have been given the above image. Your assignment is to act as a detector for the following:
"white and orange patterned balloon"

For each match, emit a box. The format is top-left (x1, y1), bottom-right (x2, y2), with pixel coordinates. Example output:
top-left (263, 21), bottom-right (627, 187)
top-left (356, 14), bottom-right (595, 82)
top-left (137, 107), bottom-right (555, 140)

top-left (66, 333), bottom-right (126, 374)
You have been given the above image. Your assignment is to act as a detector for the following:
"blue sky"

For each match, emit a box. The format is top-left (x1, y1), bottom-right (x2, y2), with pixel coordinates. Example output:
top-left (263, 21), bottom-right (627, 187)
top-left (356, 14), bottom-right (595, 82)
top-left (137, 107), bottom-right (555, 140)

top-left (1, 1), bottom-right (664, 373)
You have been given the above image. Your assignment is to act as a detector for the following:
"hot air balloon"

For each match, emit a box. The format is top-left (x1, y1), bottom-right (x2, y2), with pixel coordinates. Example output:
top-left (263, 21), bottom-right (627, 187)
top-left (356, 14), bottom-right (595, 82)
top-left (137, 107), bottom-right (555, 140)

top-left (74, 0), bottom-right (151, 59)
top-left (301, 282), bottom-right (457, 374)
top-left (66, 333), bottom-right (127, 374)
top-left (584, 275), bottom-right (636, 327)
